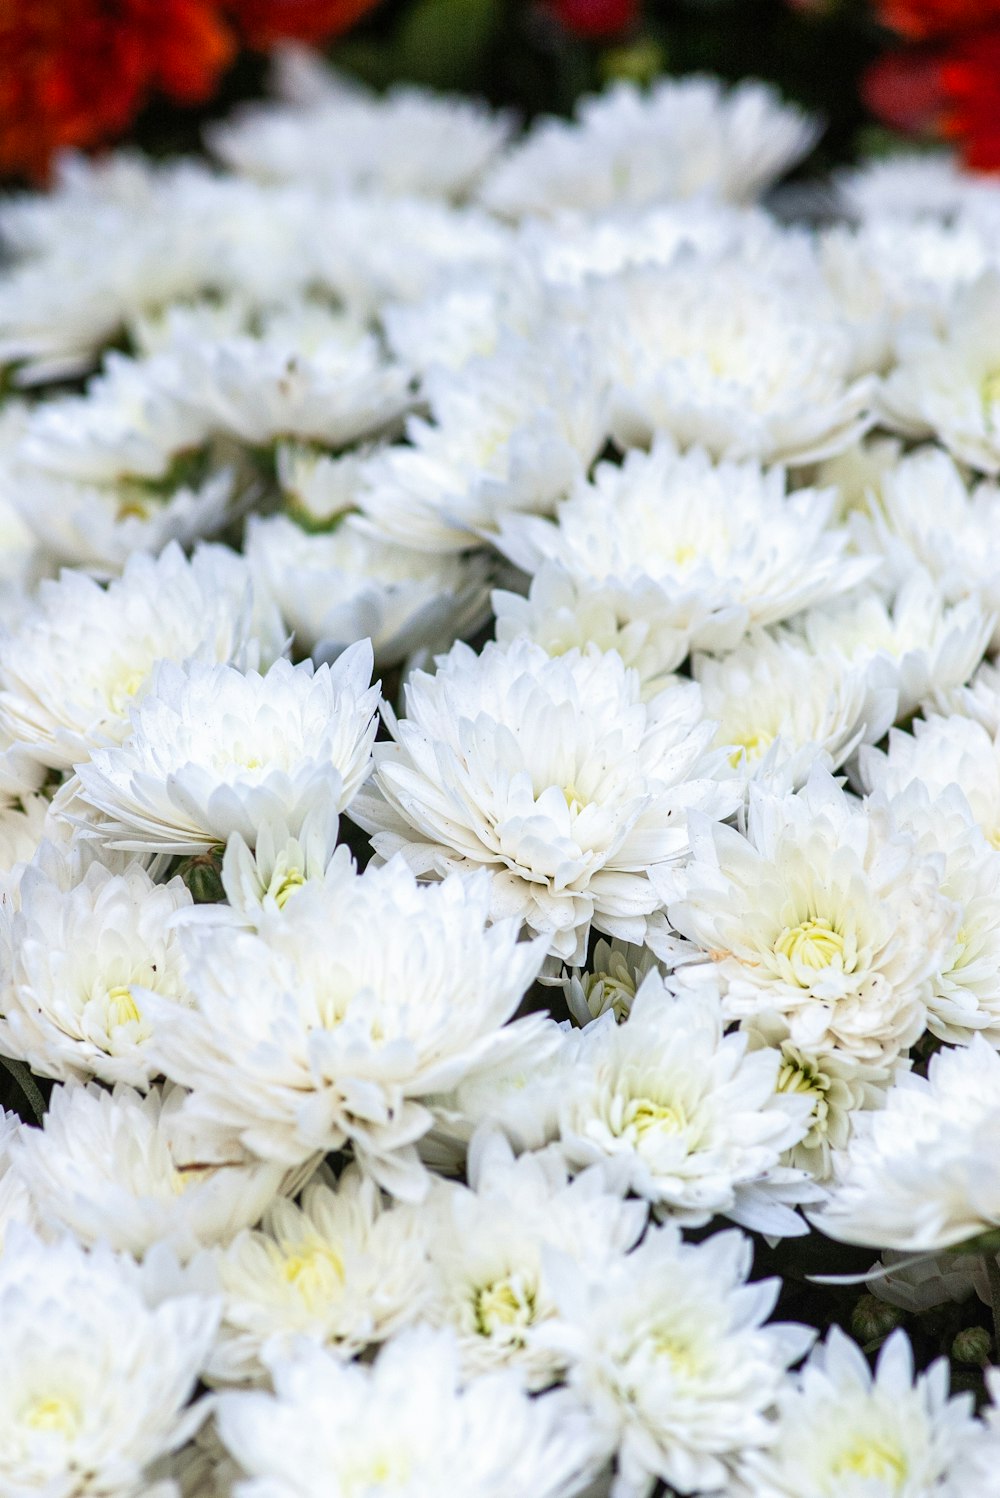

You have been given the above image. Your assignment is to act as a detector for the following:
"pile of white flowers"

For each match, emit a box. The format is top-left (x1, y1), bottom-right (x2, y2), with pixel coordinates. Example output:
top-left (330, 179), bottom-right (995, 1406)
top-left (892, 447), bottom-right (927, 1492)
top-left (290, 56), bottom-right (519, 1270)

top-left (7, 43), bottom-right (1000, 1497)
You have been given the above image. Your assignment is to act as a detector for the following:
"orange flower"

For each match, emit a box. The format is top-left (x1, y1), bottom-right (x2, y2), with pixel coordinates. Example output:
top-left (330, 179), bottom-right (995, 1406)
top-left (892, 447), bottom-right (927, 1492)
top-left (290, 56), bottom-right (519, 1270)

top-left (0, 0), bottom-right (236, 181)
top-left (876, 0), bottom-right (1000, 40)
top-left (228, 0), bottom-right (383, 48)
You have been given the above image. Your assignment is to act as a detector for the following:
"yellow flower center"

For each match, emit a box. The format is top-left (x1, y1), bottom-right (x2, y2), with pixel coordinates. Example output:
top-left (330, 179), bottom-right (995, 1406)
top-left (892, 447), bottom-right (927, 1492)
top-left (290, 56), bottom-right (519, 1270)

top-left (652, 1332), bottom-right (702, 1378)
top-left (620, 1096), bottom-right (686, 1141)
top-left (562, 782), bottom-right (586, 815)
top-left (473, 1275), bottom-right (536, 1338)
top-left (982, 369), bottom-right (1000, 413)
top-left (104, 984), bottom-right (140, 1028)
top-left (271, 868), bottom-right (306, 909)
top-left (23, 1393), bottom-right (81, 1436)
top-left (726, 727), bottom-right (775, 768)
top-left (106, 666), bottom-right (148, 716)
top-left (831, 1438), bottom-right (907, 1484)
top-left (774, 917), bottom-right (845, 980)
top-left (280, 1240), bottom-right (346, 1312)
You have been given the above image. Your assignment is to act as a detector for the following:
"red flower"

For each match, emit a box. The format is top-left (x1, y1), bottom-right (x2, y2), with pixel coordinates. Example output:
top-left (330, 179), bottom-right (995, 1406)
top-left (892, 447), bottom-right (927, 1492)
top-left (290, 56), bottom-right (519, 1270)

top-left (548, 0), bottom-right (638, 39)
top-left (861, 47), bottom-right (947, 133)
top-left (939, 24), bottom-right (1000, 170)
top-left (0, 0), bottom-right (236, 181)
top-left (876, 0), bottom-right (1000, 40)
top-left (229, 0), bottom-right (383, 47)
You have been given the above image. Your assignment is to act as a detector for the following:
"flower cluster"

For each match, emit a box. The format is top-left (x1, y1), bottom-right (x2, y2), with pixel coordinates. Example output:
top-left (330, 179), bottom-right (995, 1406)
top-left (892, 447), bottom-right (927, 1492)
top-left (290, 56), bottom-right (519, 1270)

top-left (5, 50), bottom-right (1000, 1498)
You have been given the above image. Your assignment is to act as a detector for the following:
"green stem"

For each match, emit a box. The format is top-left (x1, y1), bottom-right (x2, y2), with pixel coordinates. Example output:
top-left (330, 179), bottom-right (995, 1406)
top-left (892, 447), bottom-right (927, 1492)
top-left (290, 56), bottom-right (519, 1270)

top-left (0, 1057), bottom-right (46, 1123)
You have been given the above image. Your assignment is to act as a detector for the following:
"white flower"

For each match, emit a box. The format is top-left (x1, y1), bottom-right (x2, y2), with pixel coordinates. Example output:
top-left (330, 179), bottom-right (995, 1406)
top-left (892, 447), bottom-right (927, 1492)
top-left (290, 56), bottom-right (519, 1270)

top-left (589, 260), bottom-right (873, 464)
top-left (479, 76), bottom-right (816, 218)
top-left (354, 330), bottom-right (609, 552)
top-left (0, 854), bottom-right (193, 1088)
top-left (544, 1221), bottom-right (814, 1498)
top-left (795, 574), bottom-right (992, 724)
top-left (211, 76), bottom-right (512, 199)
top-left (657, 769), bottom-right (958, 1065)
top-left (862, 714), bottom-right (1000, 850)
top-left (837, 151), bottom-right (1000, 221)
top-left (937, 656), bottom-right (1000, 733)
top-left (215, 798), bottom-right (348, 925)
top-left (554, 936), bottom-right (664, 1027)
top-left (880, 272), bottom-right (1000, 474)
top-left (423, 1131), bottom-right (646, 1388)
top-left (0, 793), bottom-right (62, 903)
top-left (351, 637), bottom-right (740, 963)
top-left (143, 858), bottom-right (549, 1196)
top-left (740, 1326), bottom-right (990, 1498)
top-left (9, 1080), bottom-right (287, 1261)
top-left (745, 1013), bottom-right (895, 1181)
top-left (851, 444), bottom-right (1000, 652)
top-left (553, 973), bottom-right (816, 1235)
top-left (882, 779), bottom-right (1000, 1045)
top-left (245, 512), bottom-right (491, 669)
top-left (693, 628), bottom-right (896, 790)
top-left (158, 299), bottom-right (413, 449)
top-left (216, 1328), bottom-right (606, 1498)
top-left (206, 1165), bottom-right (430, 1383)
top-left (813, 1036), bottom-right (1000, 1252)
top-left (493, 439), bottom-right (874, 653)
top-left (0, 1226), bottom-right (219, 1498)
top-left (492, 565), bottom-right (700, 697)
top-left (75, 646), bottom-right (378, 853)
top-left (0, 542), bottom-right (280, 771)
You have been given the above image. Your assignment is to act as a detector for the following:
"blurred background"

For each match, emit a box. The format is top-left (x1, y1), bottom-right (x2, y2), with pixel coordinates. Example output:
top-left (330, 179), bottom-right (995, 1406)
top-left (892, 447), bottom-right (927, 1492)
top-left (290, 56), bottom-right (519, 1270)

top-left (2, 0), bottom-right (998, 184)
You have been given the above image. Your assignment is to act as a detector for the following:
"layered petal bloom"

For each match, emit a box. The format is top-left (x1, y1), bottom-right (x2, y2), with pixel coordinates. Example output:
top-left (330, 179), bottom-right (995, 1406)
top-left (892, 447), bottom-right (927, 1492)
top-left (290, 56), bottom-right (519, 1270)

top-left (142, 858), bottom-right (549, 1195)
top-left (0, 1227), bottom-right (219, 1498)
top-left (813, 1035), bottom-right (1000, 1252)
top-left (74, 646), bottom-right (379, 853)
top-left (352, 637), bottom-right (741, 963)
top-left (740, 1326), bottom-right (992, 1498)
top-left (215, 1329), bottom-right (607, 1498)
top-left (656, 770), bottom-right (958, 1066)
top-left (552, 974), bottom-right (817, 1235)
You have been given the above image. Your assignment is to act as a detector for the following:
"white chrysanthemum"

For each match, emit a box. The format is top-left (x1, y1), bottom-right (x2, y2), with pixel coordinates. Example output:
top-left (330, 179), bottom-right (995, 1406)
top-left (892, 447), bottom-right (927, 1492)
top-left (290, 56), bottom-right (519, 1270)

top-left (745, 1015), bottom-right (894, 1181)
top-left (862, 713), bottom-right (1000, 851)
top-left (589, 261), bottom-right (873, 463)
top-left (354, 331), bottom-right (609, 552)
top-left (837, 151), bottom-right (1000, 221)
top-left (554, 936), bottom-right (664, 1027)
top-left (75, 646), bottom-right (378, 853)
top-left (740, 1327), bottom-right (990, 1498)
top-left (0, 854), bottom-right (193, 1088)
top-left (351, 638), bottom-right (740, 963)
top-left (0, 1227), bottom-right (219, 1498)
top-left (492, 566), bottom-right (703, 698)
top-left (937, 656), bottom-right (1000, 733)
top-left (424, 1132), bottom-right (646, 1389)
top-left (553, 974), bottom-right (816, 1235)
top-left (657, 770), bottom-right (958, 1065)
top-left (245, 512), bottom-right (491, 668)
top-left (693, 628), bottom-right (896, 790)
top-left (10, 1080), bottom-right (287, 1261)
top-left (273, 441), bottom-right (372, 528)
top-left (819, 215), bottom-right (999, 372)
top-left (544, 1222), bottom-right (813, 1498)
top-left (880, 272), bottom-right (1000, 474)
top-left (852, 445), bottom-right (1000, 651)
top-left (207, 1166), bottom-right (430, 1384)
top-left (479, 76), bottom-right (816, 218)
top-left (883, 780), bottom-right (1000, 1045)
top-left (158, 299), bottom-right (413, 449)
top-left (797, 567), bottom-right (996, 727)
top-left (0, 793), bottom-right (64, 903)
top-left (494, 440), bottom-right (873, 653)
top-left (144, 858), bottom-right (549, 1195)
top-left (214, 799), bottom-right (347, 925)
top-left (813, 1036), bottom-right (1000, 1252)
top-left (215, 1328), bottom-right (606, 1498)
top-left (211, 78), bottom-right (512, 199)
top-left (0, 542), bottom-right (279, 771)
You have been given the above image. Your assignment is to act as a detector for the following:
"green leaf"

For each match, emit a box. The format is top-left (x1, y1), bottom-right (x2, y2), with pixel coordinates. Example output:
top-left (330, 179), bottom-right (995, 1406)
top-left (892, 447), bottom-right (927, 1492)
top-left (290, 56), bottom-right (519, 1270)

top-left (0, 1057), bottom-right (47, 1123)
top-left (391, 0), bottom-right (504, 89)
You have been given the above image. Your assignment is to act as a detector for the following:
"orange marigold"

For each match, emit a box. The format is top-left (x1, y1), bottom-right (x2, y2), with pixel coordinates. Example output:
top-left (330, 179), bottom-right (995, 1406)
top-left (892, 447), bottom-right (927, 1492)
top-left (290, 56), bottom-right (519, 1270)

top-left (0, 0), bottom-right (236, 180)
top-left (877, 0), bottom-right (1000, 39)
